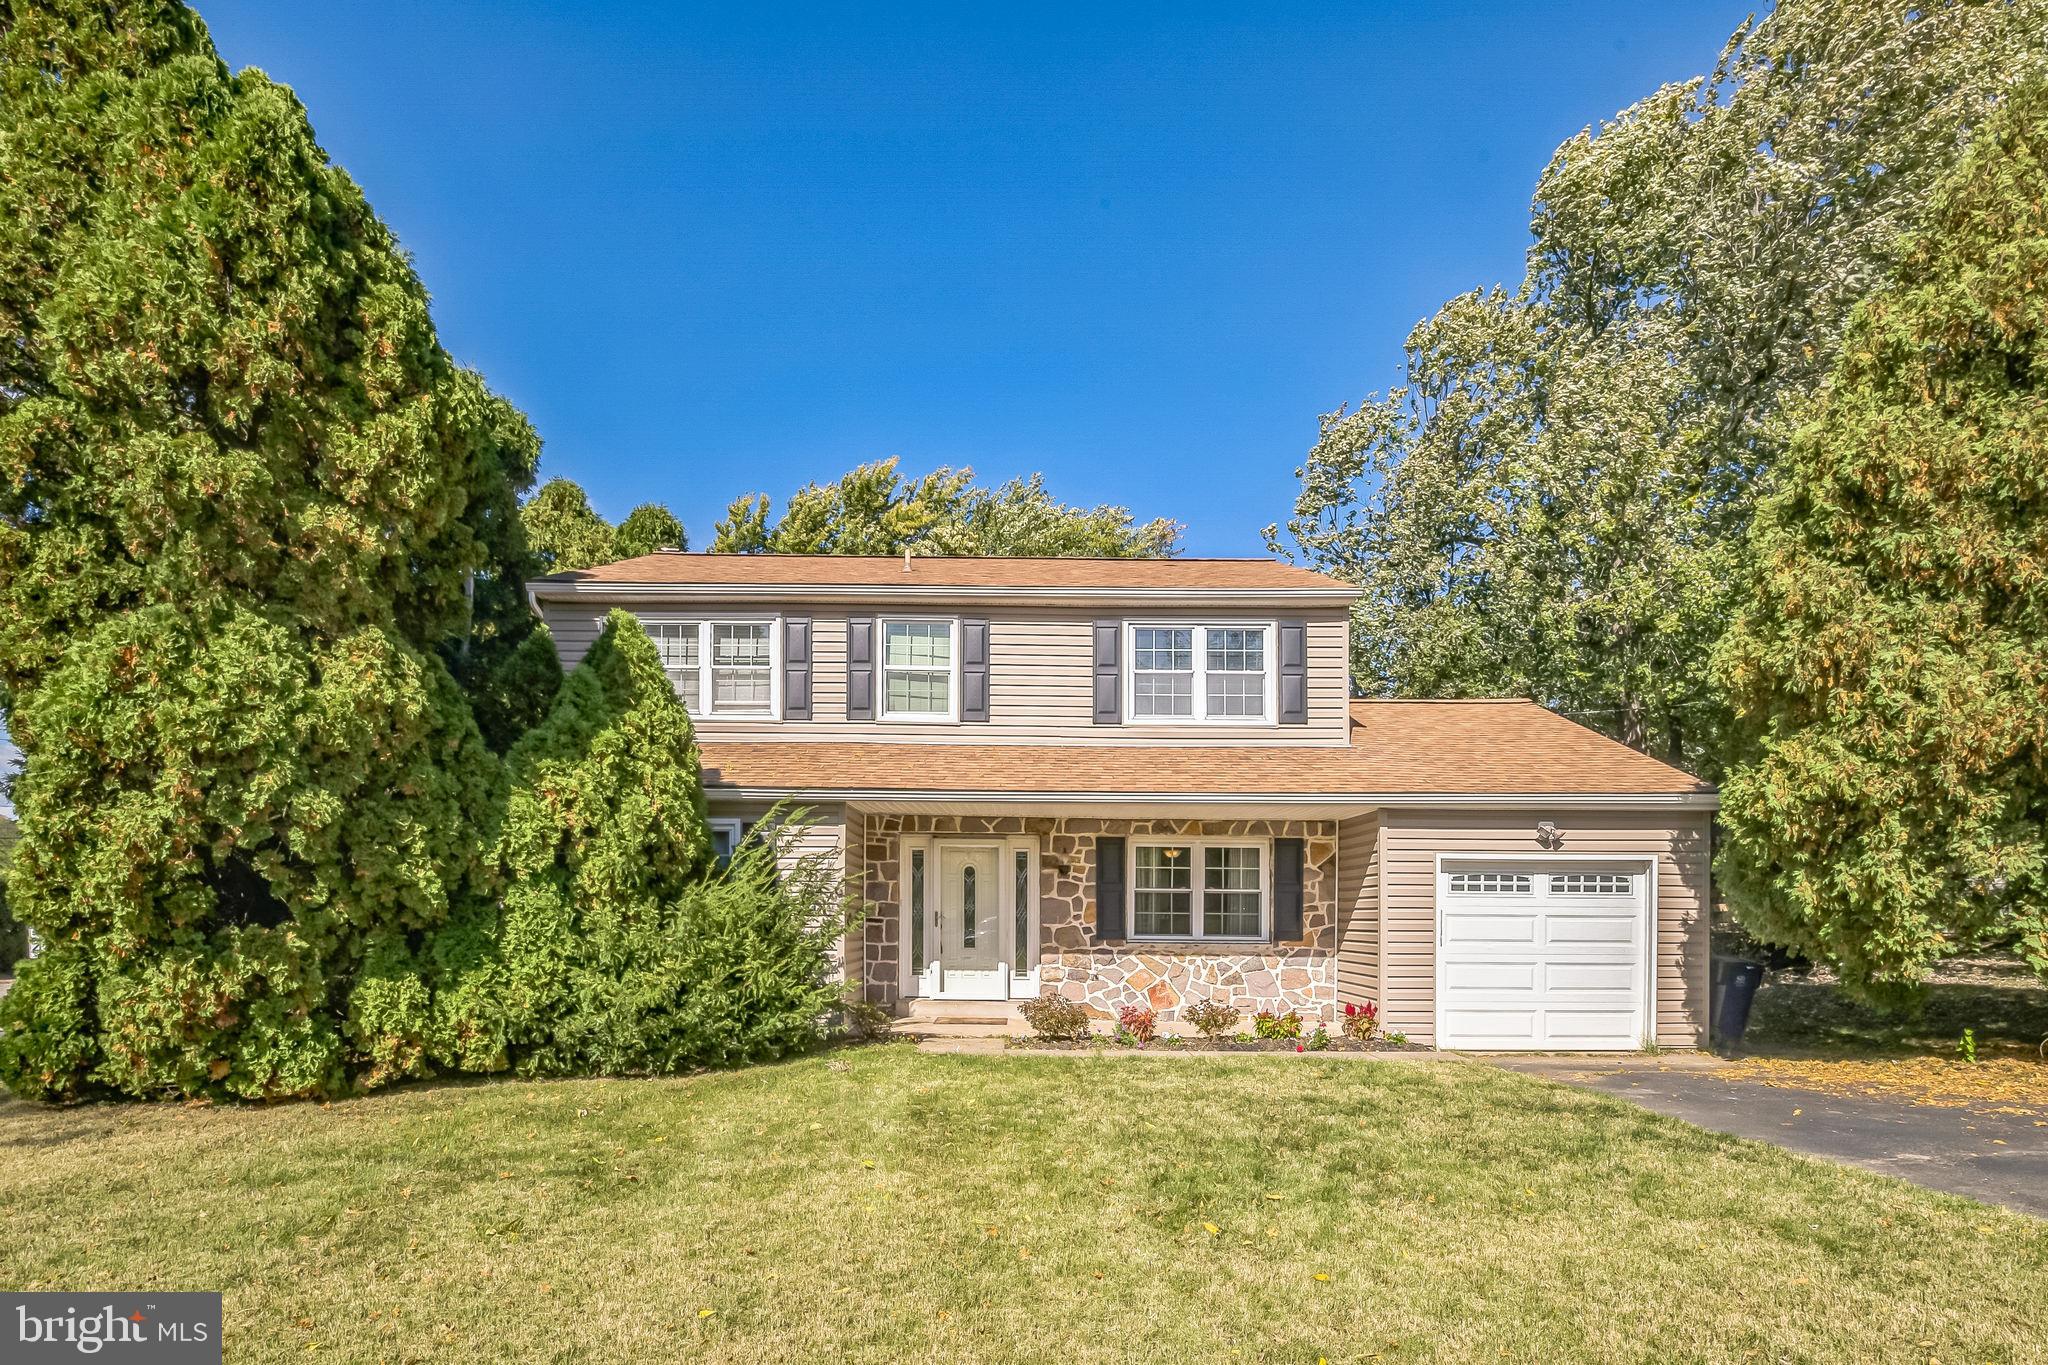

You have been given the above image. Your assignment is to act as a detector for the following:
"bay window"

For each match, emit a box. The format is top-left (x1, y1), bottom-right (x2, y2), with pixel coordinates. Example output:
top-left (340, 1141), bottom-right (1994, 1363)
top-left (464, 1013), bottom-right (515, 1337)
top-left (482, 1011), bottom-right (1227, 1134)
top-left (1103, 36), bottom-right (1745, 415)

top-left (1127, 623), bottom-right (1274, 722)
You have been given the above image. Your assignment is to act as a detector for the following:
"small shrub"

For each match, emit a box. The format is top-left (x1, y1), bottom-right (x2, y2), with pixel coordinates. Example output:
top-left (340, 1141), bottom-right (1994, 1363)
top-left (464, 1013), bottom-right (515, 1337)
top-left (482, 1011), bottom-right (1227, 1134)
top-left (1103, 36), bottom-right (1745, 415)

top-left (840, 997), bottom-right (895, 1042)
top-left (1253, 1009), bottom-right (1302, 1040)
top-left (1384, 1030), bottom-right (1408, 1046)
top-left (1018, 995), bottom-right (1091, 1042)
top-left (1340, 1000), bottom-right (1381, 1043)
top-left (1117, 1003), bottom-right (1158, 1044)
top-left (1958, 1028), bottom-right (1978, 1064)
top-left (1183, 999), bottom-right (1241, 1039)
top-left (1305, 1025), bottom-right (1331, 1051)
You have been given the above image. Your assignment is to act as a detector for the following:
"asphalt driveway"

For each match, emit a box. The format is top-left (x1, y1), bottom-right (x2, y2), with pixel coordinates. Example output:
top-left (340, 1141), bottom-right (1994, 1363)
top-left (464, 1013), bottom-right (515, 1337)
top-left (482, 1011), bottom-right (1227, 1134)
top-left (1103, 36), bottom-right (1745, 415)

top-left (1494, 1055), bottom-right (2048, 1217)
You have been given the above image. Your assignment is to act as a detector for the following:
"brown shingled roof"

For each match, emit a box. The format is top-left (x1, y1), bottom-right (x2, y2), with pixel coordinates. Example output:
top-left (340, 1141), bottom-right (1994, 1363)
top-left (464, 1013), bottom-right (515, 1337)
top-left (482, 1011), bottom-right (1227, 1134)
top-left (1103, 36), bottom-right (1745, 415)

top-left (696, 699), bottom-right (1713, 799)
top-left (537, 552), bottom-right (1353, 593)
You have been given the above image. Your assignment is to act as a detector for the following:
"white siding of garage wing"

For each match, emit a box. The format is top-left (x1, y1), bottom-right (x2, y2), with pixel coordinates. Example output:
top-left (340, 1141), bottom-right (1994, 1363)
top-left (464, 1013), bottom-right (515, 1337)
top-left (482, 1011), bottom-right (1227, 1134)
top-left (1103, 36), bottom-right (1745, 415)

top-left (1375, 809), bottom-right (1711, 1050)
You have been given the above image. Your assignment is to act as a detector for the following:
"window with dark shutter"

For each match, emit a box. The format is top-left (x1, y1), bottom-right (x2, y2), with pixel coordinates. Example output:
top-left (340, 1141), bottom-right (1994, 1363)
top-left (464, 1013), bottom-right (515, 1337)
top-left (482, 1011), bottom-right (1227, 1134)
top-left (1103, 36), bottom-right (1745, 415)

top-left (1272, 836), bottom-right (1304, 939)
top-left (1093, 621), bottom-right (1121, 724)
top-left (846, 616), bottom-right (875, 720)
top-left (960, 618), bottom-right (990, 722)
top-left (1277, 621), bottom-right (1308, 725)
top-left (783, 617), bottom-right (811, 720)
top-left (1094, 835), bottom-right (1126, 940)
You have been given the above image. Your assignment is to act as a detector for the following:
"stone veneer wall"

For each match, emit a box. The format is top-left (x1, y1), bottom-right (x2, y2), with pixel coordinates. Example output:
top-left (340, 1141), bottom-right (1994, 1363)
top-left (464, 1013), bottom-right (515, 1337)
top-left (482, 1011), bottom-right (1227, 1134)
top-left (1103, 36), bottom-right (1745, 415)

top-left (856, 814), bottom-right (1338, 1020)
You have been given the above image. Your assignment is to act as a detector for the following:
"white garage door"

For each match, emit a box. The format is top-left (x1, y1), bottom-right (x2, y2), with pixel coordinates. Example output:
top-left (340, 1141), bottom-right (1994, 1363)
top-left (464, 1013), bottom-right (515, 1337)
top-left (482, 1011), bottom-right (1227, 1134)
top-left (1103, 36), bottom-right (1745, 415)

top-left (1436, 860), bottom-right (1650, 1051)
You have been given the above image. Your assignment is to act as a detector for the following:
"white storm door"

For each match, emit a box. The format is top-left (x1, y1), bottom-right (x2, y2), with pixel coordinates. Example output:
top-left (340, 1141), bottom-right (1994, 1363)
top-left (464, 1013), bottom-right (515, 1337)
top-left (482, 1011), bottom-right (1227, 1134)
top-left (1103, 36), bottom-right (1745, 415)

top-left (935, 843), bottom-right (1006, 1000)
top-left (1437, 860), bottom-right (1647, 1051)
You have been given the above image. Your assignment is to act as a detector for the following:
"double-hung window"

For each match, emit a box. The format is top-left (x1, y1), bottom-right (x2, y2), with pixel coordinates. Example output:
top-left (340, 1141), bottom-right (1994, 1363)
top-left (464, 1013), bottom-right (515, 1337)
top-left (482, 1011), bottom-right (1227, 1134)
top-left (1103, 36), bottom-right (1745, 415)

top-left (1127, 623), bottom-right (1273, 722)
top-left (710, 622), bottom-right (773, 712)
top-left (637, 617), bottom-right (778, 718)
top-left (882, 619), bottom-right (955, 720)
top-left (1130, 840), bottom-right (1267, 940)
top-left (646, 621), bottom-right (702, 712)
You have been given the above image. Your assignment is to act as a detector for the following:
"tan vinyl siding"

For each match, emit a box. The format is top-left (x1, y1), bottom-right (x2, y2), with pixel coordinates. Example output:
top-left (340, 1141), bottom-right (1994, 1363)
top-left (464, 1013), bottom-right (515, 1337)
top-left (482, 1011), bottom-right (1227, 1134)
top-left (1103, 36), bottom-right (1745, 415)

top-left (539, 598), bottom-right (610, 669)
top-left (1334, 811), bottom-right (1380, 1006)
top-left (546, 600), bottom-right (1351, 745)
top-left (1375, 808), bottom-right (1712, 1049)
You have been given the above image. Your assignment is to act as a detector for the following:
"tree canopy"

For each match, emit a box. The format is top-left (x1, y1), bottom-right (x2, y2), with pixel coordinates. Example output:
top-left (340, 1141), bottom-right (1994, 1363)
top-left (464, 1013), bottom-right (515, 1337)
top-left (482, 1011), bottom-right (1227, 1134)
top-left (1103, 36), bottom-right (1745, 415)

top-left (711, 458), bottom-right (1181, 557)
top-left (1271, 0), bottom-right (2047, 774)
top-left (521, 478), bottom-right (686, 573)
top-left (1716, 74), bottom-right (2048, 993)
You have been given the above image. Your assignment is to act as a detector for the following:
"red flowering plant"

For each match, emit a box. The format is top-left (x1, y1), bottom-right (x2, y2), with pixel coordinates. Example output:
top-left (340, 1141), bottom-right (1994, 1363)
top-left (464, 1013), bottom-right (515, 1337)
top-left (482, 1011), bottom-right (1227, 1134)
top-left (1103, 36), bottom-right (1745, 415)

top-left (1116, 1003), bottom-right (1158, 1044)
top-left (1340, 1000), bottom-right (1381, 1043)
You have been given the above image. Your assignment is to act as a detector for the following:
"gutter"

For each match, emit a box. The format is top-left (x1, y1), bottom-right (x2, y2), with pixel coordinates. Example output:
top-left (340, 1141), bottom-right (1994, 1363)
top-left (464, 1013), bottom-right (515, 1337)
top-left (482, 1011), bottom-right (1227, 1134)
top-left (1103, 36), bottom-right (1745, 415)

top-left (704, 786), bottom-right (1720, 810)
top-left (527, 581), bottom-right (1360, 607)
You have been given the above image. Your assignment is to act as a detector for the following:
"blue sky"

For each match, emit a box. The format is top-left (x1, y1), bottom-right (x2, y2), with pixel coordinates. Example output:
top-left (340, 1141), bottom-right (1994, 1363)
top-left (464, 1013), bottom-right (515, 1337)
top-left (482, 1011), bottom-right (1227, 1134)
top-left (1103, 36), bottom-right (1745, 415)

top-left (1, 2), bottom-right (1754, 812)
top-left (193, 0), bottom-right (1747, 557)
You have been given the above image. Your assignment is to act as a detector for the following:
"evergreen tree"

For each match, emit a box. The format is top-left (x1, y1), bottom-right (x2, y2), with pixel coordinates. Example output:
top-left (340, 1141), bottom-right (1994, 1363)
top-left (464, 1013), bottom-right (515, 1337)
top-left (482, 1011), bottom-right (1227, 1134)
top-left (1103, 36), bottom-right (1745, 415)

top-left (0, 1), bottom-right (528, 1099)
top-left (426, 610), bottom-right (712, 1075)
top-left (614, 502), bottom-right (687, 558)
top-left (1717, 75), bottom-right (2048, 992)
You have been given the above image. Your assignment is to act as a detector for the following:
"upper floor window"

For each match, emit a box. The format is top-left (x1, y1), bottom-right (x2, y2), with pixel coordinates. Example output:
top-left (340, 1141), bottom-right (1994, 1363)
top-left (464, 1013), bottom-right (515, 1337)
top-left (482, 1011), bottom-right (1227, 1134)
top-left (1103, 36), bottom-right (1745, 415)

top-left (647, 622), bottom-right (702, 711)
top-left (711, 622), bottom-right (773, 712)
top-left (1127, 623), bottom-right (1273, 723)
top-left (882, 618), bottom-right (956, 721)
top-left (638, 617), bottom-right (778, 718)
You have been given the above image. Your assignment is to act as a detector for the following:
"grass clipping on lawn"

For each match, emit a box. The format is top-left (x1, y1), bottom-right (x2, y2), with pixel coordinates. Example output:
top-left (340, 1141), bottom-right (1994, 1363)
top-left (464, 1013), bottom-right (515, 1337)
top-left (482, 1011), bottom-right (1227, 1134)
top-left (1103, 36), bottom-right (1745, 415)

top-left (3, 1047), bottom-right (2045, 1364)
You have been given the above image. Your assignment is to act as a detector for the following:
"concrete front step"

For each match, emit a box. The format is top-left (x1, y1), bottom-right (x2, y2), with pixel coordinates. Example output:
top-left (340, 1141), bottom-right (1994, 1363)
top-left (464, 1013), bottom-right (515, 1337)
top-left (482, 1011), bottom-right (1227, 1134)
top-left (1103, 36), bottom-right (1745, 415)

top-left (893, 999), bottom-right (1026, 1041)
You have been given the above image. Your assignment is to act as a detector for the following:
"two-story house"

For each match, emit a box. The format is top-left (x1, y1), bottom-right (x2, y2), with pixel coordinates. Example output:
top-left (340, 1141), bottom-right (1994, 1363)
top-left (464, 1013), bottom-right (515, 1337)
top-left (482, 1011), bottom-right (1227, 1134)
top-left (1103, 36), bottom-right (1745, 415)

top-left (530, 552), bottom-right (1717, 1050)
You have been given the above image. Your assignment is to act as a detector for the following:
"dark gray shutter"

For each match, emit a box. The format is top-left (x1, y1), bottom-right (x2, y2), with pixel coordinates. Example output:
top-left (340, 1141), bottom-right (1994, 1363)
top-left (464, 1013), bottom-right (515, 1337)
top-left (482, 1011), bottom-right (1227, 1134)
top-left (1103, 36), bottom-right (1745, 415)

top-left (960, 618), bottom-right (990, 722)
top-left (783, 617), bottom-right (811, 720)
top-left (1094, 836), bottom-right (1126, 941)
top-left (1273, 837), bottom-right (1304, 940)
top-left (1277, 620), bottom-right (1308, 725)
top-left (1092, 621), bottom-right (1121, 725)
top-left (846, 616), bottom-right (875, 720)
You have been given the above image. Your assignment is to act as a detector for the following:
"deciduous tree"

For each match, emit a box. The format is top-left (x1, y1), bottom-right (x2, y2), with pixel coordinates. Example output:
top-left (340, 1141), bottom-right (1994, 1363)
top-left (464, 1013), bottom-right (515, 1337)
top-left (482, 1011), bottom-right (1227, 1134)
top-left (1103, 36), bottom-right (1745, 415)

top-left (711, 457), bottom-right (1180, 557)
top-left (1272, 0), bottom-right (2046, 774)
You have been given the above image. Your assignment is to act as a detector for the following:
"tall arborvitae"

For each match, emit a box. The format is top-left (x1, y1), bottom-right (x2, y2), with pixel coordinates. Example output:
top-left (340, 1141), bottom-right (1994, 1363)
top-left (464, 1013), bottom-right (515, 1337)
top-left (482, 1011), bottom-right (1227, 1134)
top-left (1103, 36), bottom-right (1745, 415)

top-left (427, 610), bottom-right (712, 1077)
top-left (1717, 76), bottom-right (2048, 994)
top-left (0, 2), bottom-right (535, 1098)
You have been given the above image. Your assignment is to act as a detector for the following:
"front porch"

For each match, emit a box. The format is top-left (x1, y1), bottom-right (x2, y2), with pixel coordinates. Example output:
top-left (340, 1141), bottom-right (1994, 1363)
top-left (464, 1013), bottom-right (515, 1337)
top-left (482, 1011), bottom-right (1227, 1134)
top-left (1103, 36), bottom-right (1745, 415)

top-left (848, 810), bottom-right (1345, 1023)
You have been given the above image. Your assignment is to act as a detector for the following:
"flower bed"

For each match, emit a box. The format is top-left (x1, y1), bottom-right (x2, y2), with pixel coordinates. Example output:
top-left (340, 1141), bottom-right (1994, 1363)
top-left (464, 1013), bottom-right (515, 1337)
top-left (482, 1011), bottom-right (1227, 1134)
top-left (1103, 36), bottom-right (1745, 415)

top-left (1006, 1033), bottom-right (1422, 1053)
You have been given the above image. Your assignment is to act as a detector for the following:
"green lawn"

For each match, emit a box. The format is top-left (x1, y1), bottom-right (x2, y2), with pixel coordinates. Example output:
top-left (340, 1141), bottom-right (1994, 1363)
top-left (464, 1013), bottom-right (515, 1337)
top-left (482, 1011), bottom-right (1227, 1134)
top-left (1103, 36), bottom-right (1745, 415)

top-left (3, 1047), bottom-right (2044, 1363)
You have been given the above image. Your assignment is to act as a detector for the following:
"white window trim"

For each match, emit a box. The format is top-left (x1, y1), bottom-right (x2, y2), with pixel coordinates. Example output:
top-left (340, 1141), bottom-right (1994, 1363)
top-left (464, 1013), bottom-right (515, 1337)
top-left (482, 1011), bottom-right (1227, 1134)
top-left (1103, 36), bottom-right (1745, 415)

top-left (879, 615), bottom-right (961, 724)
top-left (1127, 836), bottom-right (1273, 943)
top-left (708, 817), bottom-right (745, 867)
top-left (637, 613), bottom-right (784, 720)
top-left (1123, 621), bottom-right (1277, 725)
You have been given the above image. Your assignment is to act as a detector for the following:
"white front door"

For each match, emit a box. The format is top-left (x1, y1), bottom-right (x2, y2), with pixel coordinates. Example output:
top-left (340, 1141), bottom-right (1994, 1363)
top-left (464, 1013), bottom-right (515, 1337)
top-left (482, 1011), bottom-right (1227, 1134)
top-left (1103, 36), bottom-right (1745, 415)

top-left (1436, 859), bottom-right (1650, 1051)
top-left (935, 843), bottom-right (1006, 1000)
